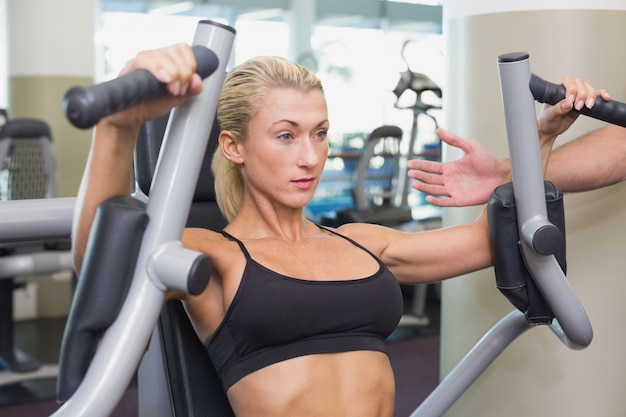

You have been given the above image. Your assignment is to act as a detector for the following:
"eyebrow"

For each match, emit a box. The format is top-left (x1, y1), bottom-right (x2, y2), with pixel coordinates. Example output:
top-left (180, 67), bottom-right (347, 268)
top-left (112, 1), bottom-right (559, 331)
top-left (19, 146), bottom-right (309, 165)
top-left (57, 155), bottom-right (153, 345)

top-left (271, 119), bottom-right (329, 128)
top-left (271, 119), bottom-right (298, 128)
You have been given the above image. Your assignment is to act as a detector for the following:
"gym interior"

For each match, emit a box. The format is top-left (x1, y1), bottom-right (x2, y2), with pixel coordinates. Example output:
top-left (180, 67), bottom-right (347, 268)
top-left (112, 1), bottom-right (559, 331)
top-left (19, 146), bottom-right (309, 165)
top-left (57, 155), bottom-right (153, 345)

top-left (1, 1), bottom-right (625, 416)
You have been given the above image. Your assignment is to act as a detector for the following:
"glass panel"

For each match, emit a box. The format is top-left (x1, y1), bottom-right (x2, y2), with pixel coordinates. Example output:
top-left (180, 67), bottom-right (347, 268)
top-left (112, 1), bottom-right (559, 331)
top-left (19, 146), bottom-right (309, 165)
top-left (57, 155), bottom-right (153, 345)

top-left (96, 1), bottom-right (443, 222)
top-left (308, 24), bottom-right (443, 222)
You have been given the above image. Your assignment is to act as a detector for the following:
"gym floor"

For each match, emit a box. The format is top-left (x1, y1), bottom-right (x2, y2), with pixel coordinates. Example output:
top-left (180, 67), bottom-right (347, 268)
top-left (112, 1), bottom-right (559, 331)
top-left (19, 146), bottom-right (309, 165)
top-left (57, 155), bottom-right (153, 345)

top-left (0, 292), bottom-right (440, 417)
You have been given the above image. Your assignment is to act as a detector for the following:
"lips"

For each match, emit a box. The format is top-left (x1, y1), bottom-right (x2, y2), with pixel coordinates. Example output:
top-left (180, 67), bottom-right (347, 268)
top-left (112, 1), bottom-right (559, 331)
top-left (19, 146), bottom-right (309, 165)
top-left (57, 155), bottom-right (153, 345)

top-left (292, 177), bottom-right (315, 189)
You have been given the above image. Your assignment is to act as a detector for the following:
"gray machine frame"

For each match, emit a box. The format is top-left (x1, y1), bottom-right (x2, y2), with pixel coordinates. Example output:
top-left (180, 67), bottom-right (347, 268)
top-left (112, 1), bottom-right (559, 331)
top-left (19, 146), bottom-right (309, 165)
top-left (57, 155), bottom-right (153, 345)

top-left (0, 24), bottom-right (595, 417)
top-left (52, 21), bottom-right (232, 417)
top-left (410, 52), bottom-right (593, 417)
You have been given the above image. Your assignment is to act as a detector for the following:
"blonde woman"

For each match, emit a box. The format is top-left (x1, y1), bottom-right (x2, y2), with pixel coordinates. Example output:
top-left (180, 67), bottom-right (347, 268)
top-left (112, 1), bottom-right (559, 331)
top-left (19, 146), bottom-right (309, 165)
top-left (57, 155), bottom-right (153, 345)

top-left (72, 43), bottom-right (599, 417)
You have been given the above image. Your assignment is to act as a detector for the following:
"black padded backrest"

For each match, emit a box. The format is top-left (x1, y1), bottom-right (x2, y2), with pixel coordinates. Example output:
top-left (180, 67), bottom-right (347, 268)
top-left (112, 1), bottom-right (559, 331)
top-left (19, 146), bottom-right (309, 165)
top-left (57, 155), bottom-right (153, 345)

top-left (135, 114), bottom-right (227, 232)
top-left (159, 299), bottom-right (235, 417)
top-left (135, 113), bottom-right (233, 416)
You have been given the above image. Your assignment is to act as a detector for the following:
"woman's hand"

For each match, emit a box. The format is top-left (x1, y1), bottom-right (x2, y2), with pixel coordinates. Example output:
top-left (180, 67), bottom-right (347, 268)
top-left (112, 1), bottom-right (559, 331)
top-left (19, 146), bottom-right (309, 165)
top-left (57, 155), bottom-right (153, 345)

top-left (537, 75), bottom-right (611, 143)
top-left (104, 43), bottom-right (204, 131)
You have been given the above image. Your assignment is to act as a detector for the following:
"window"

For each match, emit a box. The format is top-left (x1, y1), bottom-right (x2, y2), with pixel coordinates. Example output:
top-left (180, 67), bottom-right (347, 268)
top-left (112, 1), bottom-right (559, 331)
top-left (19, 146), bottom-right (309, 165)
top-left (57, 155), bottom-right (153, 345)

top-left (96, 1), bottom-right (443, 221)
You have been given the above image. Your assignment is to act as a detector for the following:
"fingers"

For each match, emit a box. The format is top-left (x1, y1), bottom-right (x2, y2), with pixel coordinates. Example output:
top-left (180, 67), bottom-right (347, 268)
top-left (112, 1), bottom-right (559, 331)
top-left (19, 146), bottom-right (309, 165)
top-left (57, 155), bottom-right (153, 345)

top-left (406, 159), bottom-right (448, 206)
top-left (408, 164), bottom-right (445, 186)
top-left (559, 75), bottom-right (609, 114)
top-left (411, 180), bottom-right (448, 197)
top-left (436, 128), bottom-right (473, 153)
top-left (406, 158), bottom-right (443, 174)
top-left (559, 75), bottom-right (592, 111)
top-left (122, 43), bottom-right (202, 97)
top-left (599, 88), bottom-right (611, 102)
top-left (411, 178), bottom-right (451, 207)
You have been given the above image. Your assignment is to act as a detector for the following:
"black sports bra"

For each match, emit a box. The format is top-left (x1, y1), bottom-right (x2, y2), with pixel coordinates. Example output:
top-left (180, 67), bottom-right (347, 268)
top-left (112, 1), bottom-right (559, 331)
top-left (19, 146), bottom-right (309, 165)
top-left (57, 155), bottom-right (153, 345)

top-left (206, 227), bottom-right (403, 391)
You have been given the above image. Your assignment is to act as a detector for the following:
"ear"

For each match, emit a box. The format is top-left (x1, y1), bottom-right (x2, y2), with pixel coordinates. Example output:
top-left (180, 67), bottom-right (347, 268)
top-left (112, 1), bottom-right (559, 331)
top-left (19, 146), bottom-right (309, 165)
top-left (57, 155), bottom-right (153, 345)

top-left (219, 130), bottom-right (244, 164)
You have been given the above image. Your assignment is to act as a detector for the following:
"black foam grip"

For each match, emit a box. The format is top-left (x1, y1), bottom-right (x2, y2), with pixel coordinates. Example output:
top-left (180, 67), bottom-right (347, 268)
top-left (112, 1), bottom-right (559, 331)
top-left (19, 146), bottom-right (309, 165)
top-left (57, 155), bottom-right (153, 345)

top-left (63, 45), bottom-right (219, 129)
top-left (530, 73), bottom-right (626, 128)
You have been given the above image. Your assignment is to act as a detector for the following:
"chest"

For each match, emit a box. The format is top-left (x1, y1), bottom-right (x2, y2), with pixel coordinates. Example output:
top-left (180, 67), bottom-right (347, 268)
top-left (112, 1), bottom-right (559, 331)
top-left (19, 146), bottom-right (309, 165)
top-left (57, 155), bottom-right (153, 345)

top-left (241, 236), bottom-right (381, 281)
top-left (230, 260), bottom-right (403, 346)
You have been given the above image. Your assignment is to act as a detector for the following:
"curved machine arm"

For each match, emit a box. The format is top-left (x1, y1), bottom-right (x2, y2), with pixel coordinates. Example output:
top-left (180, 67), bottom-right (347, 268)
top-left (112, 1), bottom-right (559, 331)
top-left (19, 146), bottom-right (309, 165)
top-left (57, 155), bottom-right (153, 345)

top-left (411, 52), bottom-right (615, 417)
top-left (50, 20), bottom-right (235, 417)
top-left (497, 52), bottom-right (593, 349)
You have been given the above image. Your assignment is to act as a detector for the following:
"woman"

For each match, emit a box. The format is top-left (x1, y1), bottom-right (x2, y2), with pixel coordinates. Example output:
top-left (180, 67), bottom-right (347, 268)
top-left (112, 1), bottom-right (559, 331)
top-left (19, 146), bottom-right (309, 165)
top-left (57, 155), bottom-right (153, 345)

top-left (72, 43), bottom-right (600, 417)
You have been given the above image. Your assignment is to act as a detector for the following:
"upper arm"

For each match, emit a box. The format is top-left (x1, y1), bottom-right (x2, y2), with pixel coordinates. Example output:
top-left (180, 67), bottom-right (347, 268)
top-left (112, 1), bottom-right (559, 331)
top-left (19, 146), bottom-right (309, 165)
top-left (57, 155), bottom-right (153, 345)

top-left (339, 209), bottom-right (491, 284)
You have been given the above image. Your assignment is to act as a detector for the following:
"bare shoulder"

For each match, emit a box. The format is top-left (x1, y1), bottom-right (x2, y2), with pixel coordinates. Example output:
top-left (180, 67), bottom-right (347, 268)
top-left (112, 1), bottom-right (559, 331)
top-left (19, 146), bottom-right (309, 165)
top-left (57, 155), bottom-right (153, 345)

top-left (181, 227), bottom-right (231, 255)
top-left (334, 222), bottom-right (435, 259)
top-left (334, 222), bottom-right (396, 256)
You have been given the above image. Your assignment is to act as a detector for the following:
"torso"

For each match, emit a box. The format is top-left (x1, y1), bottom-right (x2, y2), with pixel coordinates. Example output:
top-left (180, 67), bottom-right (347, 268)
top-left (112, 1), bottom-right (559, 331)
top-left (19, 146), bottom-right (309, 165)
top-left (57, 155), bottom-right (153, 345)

top-left (181, 224), bottom-right (401, 417)
top-left (227, 350), bottom-right (396, 417)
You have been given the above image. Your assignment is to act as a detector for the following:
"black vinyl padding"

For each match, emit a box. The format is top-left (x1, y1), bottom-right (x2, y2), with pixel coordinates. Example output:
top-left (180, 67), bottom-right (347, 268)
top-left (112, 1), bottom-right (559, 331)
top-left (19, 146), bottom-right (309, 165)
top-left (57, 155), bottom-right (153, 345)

top-left (57, 196), bottom-right (149, 402)
top-left (0, 118), bottom-right (51, 140)
top-left (488, 181), bottom-right (566, 325)
top-left (134, 114), bottom-right (222, 206)
top-left (160, 300), bottom-right (235, 417)
top-left (56, 111), bottom-right (231, 412)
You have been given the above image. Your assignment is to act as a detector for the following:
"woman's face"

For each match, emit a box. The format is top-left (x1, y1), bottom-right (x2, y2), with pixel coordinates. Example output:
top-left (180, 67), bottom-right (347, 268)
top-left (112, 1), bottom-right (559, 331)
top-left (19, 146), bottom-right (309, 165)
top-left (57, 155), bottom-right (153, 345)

top-left (239, 87), bottom-right (329, 212)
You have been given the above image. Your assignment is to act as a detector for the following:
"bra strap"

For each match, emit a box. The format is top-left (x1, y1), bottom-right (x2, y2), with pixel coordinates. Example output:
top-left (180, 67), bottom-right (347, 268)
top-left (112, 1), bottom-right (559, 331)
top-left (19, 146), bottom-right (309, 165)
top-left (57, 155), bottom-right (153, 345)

top-left (317, 225), bottom-right (380, 260)
top-left (220, 230), bottom-right (252, 260)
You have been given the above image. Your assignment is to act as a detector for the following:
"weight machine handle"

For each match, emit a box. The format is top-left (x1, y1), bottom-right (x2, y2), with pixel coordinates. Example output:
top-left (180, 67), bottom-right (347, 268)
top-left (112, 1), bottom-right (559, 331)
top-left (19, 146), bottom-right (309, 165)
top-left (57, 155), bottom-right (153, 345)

top-left (530, 73), bottom-right (626, 128)
top-left (63, 45), bottom-right (219, 129)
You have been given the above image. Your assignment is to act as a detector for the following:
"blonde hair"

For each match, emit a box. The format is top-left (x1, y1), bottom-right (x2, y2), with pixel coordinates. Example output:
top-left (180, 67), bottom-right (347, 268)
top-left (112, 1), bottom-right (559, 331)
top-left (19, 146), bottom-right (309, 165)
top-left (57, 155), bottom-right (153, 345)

top-left (212, 56), bottom-right (324, 222)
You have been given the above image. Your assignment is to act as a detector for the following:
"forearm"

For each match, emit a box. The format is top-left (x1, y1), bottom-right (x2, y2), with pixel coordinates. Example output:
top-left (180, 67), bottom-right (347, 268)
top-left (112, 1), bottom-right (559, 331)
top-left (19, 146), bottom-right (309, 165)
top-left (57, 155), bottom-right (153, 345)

top-left (72, 121), bottom-right (141, 273)
top-left (545, 125), bottom-right (626, 192)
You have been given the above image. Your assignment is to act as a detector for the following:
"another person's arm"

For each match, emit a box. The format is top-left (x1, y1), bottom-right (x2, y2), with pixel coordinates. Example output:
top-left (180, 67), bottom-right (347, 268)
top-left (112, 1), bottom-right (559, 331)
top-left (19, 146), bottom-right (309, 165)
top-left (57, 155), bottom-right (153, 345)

top-left (407, 76), bottom-right (610, 207)
top-left (545, 124), bottom-right (626, 192)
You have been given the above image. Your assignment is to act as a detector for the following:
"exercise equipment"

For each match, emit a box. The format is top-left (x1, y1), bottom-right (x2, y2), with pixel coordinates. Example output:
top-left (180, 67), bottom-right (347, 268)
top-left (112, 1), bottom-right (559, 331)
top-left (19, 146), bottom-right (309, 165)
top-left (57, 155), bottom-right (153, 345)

top-left (0, 24), bottom-right (623, 415)
top-left (51, 20), bottom-right (234, 417)
top-left (411, 51), bottom-right (626, 416)
top-left (63, 46), bottom-right (220, 130)
top-left (392, 39), bottom-right (443, 209)
top-left (0, 118), bottom-right (73, 387)
top-left (323, 125), bottom-right (411, 226)
top-left (136, 114), bottom-right (232, 417)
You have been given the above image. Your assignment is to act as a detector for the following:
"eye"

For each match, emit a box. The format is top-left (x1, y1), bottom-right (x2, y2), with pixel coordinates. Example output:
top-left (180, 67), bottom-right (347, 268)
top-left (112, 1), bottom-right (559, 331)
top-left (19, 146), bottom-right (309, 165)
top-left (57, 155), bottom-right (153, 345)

top-left (314, 129), bottom-right (328, 140)
top-left (278, 132), bottom-right (294, 141)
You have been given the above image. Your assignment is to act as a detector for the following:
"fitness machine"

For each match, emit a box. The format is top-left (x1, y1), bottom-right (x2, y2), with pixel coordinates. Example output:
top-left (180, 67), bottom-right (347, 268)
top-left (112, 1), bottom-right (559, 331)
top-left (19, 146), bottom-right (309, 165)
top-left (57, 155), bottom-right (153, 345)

top-left (51, 20), bottom-right (233, 417)
top-left (1, 20), bottom-right (625, 415)
top-left (410, 52), bottom-right (626, 416)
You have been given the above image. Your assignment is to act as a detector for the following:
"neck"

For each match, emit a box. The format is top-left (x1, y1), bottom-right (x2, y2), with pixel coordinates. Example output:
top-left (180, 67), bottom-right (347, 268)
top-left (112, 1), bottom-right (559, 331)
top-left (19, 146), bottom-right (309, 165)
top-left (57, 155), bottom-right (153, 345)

top-left (227, 199), bottom-right (314, 241)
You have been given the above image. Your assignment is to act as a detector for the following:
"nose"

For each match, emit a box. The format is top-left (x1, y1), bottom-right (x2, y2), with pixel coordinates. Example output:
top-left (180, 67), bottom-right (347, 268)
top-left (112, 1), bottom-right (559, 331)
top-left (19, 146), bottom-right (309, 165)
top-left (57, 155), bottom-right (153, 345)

top-left (297, 137), bottom-right (323, 168)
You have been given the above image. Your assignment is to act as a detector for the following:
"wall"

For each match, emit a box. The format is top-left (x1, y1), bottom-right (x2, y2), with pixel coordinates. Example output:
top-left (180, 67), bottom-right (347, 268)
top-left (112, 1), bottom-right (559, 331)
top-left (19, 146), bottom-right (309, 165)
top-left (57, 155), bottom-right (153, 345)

top-left (440, 2), bottom-right (626, 416)
top-left (5, 0), bottom-right (95, 318)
